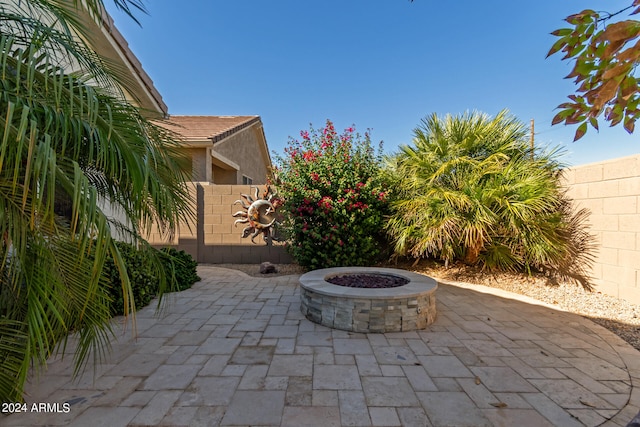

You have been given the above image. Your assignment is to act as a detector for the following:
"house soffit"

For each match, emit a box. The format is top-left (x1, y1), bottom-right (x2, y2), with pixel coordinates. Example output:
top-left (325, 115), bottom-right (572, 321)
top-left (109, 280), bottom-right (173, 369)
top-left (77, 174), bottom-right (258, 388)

top-left (211, 151), bottom-right (240, 171)
top-left (77, 6), bottom-right (167, 116)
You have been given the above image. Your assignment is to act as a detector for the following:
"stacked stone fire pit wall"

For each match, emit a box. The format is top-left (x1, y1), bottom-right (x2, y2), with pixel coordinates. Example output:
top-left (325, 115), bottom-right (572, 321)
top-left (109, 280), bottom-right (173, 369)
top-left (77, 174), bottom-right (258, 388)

top-left (299, 267), bottom-right (438, 333)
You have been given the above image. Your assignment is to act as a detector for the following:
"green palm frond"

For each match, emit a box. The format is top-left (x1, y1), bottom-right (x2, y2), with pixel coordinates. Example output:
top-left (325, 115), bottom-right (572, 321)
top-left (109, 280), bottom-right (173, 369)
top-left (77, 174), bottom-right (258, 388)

top-left (1, 0), bottom-right (193, 402)
top-left (386, 110), bottom-right (595, 287)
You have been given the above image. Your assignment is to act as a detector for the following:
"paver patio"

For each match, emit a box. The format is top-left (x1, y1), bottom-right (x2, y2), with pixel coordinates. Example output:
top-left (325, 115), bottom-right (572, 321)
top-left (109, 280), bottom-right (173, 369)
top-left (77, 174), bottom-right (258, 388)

top-left (4, 265), bottom-right (640, 426)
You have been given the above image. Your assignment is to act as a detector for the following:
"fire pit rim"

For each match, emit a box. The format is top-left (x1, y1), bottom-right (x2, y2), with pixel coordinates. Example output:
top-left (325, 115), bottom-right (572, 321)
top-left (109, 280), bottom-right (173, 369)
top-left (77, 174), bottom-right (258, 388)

top-left (299, 267), bottom-right (437, 300)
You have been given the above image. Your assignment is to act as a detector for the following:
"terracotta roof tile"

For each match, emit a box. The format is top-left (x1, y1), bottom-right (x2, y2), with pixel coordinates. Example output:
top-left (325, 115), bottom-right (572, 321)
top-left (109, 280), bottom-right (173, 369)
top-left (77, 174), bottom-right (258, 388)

top-left (157, 115), bottom-right (261, 142)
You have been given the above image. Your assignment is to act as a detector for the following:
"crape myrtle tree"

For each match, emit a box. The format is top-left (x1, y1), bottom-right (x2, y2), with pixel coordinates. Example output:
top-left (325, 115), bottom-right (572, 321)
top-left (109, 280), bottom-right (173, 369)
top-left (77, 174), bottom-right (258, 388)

top-left (274, 120), bottom-right (391, 270)
top-left (0, 0), bottom-right (193, 401)
top-left (548, 2), bottom-right (640, 140)
top-left (386, 111), bottom-right (596, 289)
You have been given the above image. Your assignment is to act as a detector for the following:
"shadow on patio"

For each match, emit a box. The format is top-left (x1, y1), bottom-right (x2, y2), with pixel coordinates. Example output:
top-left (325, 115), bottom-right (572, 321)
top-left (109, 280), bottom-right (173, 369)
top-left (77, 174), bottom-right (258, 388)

top-left (4, 265), bottom-right (640, 427)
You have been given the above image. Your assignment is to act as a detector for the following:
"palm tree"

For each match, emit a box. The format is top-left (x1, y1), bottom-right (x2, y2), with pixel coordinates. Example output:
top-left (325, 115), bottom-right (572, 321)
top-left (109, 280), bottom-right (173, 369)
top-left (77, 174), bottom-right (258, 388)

top-left (0, 0), bottom-right (192, 401)
top-left (386, 110), bottom-right (595, 288)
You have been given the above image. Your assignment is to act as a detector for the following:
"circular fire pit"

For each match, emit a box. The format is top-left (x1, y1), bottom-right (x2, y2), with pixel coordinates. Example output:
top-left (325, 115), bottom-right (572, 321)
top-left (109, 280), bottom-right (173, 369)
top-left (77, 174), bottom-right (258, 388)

top-left (299, 267), bottom-right (437, 333)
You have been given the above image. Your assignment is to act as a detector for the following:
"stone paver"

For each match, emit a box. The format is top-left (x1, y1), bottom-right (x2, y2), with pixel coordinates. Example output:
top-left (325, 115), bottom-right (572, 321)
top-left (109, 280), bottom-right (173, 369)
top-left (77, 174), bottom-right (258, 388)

top-left (4, 265), bottom-right (640, 426)
top-left (362, 377), bottom-right (420, 407)
top-left (221, 390), bottom-right (285, 425)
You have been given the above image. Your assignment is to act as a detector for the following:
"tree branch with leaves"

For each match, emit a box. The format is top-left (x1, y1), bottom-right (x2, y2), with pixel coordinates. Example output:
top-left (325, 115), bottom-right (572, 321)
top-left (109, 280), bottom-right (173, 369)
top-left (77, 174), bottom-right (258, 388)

top-left (548, 2), bottom-right (640, 140)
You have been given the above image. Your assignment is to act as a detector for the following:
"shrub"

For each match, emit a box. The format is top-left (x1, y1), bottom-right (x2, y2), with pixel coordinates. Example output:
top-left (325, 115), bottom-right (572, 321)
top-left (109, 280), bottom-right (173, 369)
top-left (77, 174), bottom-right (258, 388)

top-left (103, 242), bottom-right (160, 316)
top-left (160, 248), bottom-right (200, 292)
top-left (386, 111), bottom-right (596, 288)
top-left (103, 244), bottom-right (200, 316)
top-left (274, 120), bottom-right (391, 270)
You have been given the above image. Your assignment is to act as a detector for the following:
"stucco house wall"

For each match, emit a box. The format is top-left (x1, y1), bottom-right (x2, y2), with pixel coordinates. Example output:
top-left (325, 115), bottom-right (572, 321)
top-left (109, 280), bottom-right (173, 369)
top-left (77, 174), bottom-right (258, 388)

top-left (157, 115), bottom-right (272, 185)
top-left (181, 147), bottom-right (206, 182)
top-left (563, 154), bottom-right (640, 305)
top-left (213, 125), bottom-right (271, 184)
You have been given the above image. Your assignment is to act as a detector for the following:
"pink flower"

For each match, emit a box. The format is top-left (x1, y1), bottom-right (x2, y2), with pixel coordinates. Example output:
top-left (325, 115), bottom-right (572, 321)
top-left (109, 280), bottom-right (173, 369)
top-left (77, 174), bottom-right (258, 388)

top-left (318, 196), bottom-right (333, 211)
top-left (323, 120), bottom-right (336, 136)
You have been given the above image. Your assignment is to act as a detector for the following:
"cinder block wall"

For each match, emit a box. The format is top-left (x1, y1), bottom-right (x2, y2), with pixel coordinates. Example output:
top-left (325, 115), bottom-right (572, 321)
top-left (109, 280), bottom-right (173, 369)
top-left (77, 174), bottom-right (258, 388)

top-left (146, 183), bottom-right (292, 265)
top-left (562, 154), bottom-right (640, 304)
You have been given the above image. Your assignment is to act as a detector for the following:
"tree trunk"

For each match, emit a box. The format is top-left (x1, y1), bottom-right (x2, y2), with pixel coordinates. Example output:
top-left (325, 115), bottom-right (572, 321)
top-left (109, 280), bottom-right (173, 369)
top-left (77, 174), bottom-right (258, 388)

top-left (463, 239), bottom-right (482, 265)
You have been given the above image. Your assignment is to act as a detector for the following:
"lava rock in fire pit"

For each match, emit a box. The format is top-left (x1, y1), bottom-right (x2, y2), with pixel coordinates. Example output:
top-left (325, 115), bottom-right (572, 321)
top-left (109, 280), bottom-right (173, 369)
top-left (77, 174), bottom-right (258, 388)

top-left (327, 273), bottom-right (409, 289)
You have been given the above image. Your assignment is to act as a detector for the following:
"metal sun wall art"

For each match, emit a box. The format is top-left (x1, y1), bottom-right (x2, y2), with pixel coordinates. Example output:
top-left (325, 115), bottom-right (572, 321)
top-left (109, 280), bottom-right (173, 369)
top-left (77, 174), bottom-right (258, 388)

top-left (232, 186), bottom-right (282, 245)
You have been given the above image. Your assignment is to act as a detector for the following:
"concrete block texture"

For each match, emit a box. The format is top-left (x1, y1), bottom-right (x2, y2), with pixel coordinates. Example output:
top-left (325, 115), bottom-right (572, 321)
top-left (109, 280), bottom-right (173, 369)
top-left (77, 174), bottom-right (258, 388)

top-left (602, 231), bottom-right (636, 250)
top-left (619, 249), bottom-right (640, 270)
top-left (564, 154), bottom-right (640, 305)
top-left (619, 177), bottom-right (640, 196)
top-left (572, 197), bottom-right (603, 215)
top-left (150, 183), bottom-right (291, 265)
top-left (603, 156), bottom-right (639, 180)
top-left (211, 185), bottom-right (233, 195)
top-left (561, 169), bottom-right (575, 185)
top-left (620, 214), bottom-right (640, 232)
top-left (574, 163), bottom-right (603, 183)
top-left (565, 182), bottom-right (589, 199)
top-left (602, 196), bottom-right (638, 215)
top-left (588, 180), bottom-right (619, 198)
top-left (587, 214), bottom-right (619, 231)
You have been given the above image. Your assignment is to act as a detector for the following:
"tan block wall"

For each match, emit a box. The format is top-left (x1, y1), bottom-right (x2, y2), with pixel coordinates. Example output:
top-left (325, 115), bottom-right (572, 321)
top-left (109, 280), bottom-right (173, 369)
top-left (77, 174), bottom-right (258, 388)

top-left (147, 183), bottom-right (292, 265)
top-left (144, 183), bottom-right (198, 246)
top-left (563, 154), bottom-right (640, 304)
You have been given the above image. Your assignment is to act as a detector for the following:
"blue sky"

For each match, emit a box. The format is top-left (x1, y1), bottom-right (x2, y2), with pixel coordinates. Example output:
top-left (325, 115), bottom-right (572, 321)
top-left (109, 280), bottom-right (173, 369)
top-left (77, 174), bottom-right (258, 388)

top-left (106, 0), bottom-right (638, 166)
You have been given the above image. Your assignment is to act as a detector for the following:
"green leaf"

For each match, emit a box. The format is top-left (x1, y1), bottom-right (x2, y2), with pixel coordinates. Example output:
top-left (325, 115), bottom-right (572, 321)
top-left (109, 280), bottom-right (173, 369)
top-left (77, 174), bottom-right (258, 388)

top-left (573, 122), bottom-right (588, 141)
top-left (552, 111), bottom-right (569, 126)
top-left (551, 28), bottom-right (573, 37)
top-left (547, 38), bottom-right (568, 58)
